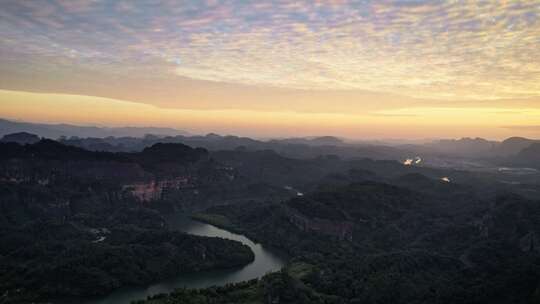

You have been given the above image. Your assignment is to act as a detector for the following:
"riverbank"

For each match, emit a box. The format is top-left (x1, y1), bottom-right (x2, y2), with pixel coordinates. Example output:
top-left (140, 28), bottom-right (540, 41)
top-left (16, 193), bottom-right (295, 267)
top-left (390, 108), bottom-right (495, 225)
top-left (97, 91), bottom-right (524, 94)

top-left (81, 213), bottom-right (285, 304)
top-left (190, 213), bottom-right (244, 234)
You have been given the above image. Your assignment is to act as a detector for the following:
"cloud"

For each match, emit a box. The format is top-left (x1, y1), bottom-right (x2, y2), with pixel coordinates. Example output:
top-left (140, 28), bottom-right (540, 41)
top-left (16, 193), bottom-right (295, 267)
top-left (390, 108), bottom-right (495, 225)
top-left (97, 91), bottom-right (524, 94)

top-left (0, 0), bottom-right (539, 105)
top-left (502, 125), bottom-right (540, 131)
top-left (368, 113), bottom-right (419, 117)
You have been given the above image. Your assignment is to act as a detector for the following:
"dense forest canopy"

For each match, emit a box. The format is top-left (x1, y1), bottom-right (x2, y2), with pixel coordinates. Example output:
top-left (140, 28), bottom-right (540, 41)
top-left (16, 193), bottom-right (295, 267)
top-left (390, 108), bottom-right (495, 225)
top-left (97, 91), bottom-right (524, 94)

top-left (0, 136), bottom-right (539, 304)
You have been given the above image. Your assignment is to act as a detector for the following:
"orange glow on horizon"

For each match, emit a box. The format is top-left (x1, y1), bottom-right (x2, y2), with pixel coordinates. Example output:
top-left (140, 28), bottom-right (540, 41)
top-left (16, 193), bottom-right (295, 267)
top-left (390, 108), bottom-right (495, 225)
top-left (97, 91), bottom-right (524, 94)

top-left (1, 90), bottom-right (539, 140)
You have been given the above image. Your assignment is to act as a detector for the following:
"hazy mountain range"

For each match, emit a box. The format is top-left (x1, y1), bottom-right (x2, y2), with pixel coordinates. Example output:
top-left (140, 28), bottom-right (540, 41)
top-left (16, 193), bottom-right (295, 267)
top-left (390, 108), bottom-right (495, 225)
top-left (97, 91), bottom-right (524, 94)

top-left (0, 118), bottom-right (189, 139)
top-left (1, 118), bottom-right (540, 168)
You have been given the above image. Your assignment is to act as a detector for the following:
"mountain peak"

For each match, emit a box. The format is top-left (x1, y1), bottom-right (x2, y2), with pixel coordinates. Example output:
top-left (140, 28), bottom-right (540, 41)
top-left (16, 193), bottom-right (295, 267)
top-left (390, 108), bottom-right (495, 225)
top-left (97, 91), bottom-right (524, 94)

top-left (0, 132), bottom-right (41, 144)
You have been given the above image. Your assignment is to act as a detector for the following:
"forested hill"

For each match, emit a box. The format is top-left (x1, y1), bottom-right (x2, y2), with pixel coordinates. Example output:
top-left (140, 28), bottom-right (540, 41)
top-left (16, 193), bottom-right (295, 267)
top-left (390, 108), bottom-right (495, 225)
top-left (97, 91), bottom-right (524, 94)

top-left (2, 138), bottom-right (540, 303)
top-left (0, 139), bottom-right (126, 161)
top-left (0, 140), bottom-right (255, 303)
top-left (177, 181), bottom-right (540, 304)
top-left (0, 139), bottom-right (207, 163)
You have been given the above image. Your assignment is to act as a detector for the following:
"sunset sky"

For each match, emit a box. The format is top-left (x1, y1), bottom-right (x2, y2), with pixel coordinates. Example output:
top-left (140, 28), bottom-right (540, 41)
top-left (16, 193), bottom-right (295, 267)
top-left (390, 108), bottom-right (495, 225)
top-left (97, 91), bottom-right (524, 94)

top-left (1, 0), bottom-right (539, 139)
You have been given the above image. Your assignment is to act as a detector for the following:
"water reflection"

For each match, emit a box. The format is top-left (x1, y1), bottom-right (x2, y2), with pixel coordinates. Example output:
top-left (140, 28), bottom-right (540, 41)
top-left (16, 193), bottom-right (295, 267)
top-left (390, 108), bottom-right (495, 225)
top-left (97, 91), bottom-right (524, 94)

top-left (84, 214), bottom-right (285, 304)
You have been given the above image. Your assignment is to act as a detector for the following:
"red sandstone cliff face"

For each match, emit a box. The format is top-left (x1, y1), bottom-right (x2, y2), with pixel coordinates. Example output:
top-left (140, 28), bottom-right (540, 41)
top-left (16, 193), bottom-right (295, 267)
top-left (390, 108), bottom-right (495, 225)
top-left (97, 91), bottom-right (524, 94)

top-left (123, 177), bottom-right (194, 202)
top-left (124, 181), bottom-right (162, 202)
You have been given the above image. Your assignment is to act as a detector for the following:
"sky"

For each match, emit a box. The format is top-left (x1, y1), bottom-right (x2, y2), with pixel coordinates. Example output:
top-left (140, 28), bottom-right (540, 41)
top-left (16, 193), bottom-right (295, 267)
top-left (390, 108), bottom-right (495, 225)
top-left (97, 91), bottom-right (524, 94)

top-left (1, 0), bottom-right (539, 139)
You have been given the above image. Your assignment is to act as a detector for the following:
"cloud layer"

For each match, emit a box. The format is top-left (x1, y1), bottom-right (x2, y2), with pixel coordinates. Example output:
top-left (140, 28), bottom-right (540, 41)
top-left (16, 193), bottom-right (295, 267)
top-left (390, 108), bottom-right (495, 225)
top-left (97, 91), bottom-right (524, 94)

top-left (1, 0), bottom-right (539, 102)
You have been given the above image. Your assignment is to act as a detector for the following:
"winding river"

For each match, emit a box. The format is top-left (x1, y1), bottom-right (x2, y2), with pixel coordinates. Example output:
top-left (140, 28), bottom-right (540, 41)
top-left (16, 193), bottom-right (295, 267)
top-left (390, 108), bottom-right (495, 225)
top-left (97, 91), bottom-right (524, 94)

top-left (85, 213), bottom-right (285, 304)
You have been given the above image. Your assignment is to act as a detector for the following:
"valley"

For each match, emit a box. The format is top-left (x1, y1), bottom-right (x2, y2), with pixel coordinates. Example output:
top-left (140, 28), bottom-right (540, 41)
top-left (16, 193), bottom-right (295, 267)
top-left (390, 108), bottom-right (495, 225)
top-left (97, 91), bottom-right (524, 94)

top-left (85, 214), bottom-right (285, 304)
top-left (0, 133), bottom-right (539, 304)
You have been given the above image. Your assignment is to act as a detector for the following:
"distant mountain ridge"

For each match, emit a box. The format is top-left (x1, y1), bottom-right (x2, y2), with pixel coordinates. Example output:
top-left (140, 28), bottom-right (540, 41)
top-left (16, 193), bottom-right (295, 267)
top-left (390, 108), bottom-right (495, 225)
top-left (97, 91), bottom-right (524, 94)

top-left (422, 137), bottom-right (498, 157)
top-left (403, 136), bottom-right (540, 158)
top-left (0, 118), bottom-right (189, 139)
top-left (2, 118), bottom-right (540, 164)
top-left (0, 132), bottom-right (40, 144)
top-left (498, 137), bottom-right (540, 156)
top-left (269, 136), bottom-right (345, 146)
top-left (511, 143), bottom-right (540, 166)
